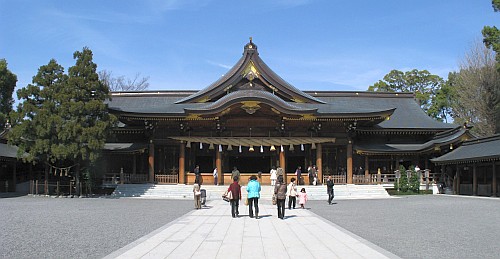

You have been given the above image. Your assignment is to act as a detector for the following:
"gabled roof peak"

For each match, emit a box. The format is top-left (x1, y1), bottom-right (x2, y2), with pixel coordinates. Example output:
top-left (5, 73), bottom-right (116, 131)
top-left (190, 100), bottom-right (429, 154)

top-left (243, 37), bottom-right (258, 54)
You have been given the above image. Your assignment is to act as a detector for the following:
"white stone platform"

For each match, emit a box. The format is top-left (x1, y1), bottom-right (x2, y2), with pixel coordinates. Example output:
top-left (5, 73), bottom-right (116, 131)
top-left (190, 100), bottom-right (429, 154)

top-left (104, 200), bottom-right (400, 259)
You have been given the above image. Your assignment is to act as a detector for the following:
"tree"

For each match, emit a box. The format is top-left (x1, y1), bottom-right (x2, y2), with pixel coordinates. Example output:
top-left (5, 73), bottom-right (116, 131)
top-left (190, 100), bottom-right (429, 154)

top-left (368, 69), bottom-right (445, 119)
top-left (98, 70), bottom-right (149, 91)
top-left (63, 47), bottom-right (117, 194)
top-left (9, 48), bottom-right (116, 195)
top-left (452, 41), bottom-right (499, 137)
top-left (0, 59), bottom-right (17, 129)
top-left (482, 0), bottom-right (500, 134)
top-left (9, 59), bottom-right (67, 164)
top-left (428, 72), bottom-right (457, 123)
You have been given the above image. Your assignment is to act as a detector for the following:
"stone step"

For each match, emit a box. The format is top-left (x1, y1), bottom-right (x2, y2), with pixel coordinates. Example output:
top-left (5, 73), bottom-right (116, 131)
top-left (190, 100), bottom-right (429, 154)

top-left (112, 184), bottom-right (391, 200)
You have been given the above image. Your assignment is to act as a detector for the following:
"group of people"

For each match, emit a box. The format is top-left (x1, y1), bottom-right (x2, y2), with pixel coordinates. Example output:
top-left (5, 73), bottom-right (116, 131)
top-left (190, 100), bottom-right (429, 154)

top-left (192, 166), bottom-right (335, 213)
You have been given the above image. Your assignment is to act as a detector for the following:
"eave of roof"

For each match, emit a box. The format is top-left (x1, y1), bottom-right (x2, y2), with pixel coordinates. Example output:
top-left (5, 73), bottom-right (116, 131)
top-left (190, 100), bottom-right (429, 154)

top-left (431, 134), bottom-right (500, 165)
top-left (355, 127), bottom-right (470, 155)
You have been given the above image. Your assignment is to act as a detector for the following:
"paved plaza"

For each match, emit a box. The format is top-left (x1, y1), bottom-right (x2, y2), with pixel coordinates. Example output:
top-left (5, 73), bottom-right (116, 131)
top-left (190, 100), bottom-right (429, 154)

top-left (104, 200), bottom-right (398, 259)
top-left (2, 194), bottom-right (500, 258)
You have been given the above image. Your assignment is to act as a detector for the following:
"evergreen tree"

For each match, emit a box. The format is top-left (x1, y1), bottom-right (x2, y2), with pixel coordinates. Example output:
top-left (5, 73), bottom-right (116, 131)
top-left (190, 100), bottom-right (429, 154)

top-left (9, 48), bottom-right (116, 195)
top-left (0, 59), bottom-right (17, 129)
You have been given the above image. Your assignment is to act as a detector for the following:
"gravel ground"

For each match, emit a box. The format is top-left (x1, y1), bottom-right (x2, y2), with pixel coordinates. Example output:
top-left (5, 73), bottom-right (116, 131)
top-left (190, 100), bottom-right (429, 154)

top-left (0, 196), bottom-right (193, 259)
top-left (308, 195), bottom-right (500, 259)
top-left (2, 194), bottom-right (499, 259)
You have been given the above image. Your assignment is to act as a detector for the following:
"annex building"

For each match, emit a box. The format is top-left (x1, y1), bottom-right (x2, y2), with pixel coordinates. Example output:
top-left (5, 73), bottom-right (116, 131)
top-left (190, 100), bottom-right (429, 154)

top-left (101, 40), bottom-right (474, 188)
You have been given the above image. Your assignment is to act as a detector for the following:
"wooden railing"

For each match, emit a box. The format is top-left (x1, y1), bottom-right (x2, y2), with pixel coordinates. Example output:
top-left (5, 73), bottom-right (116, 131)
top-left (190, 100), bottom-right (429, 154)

top-left (102, 173), bottom-right (149, 185)
top-left (155, 174), bottom-right (178, 184)
top-left (321, 170), bottom-right (438, 185)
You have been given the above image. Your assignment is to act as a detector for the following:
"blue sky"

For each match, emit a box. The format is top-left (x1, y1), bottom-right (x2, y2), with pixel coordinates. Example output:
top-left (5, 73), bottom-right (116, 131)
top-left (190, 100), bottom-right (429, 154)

top-left (1, 0), bottom-right (498, 96)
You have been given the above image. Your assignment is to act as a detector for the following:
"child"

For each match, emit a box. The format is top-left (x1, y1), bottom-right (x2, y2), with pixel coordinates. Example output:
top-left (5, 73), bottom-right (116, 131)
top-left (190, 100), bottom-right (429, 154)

top-left (297, 188), bottom-right (308, 209)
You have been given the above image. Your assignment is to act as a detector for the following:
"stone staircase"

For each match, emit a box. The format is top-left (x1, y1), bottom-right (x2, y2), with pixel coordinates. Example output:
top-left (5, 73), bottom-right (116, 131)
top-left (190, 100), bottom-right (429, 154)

top-left (111, 184), bottom-right (391, 200)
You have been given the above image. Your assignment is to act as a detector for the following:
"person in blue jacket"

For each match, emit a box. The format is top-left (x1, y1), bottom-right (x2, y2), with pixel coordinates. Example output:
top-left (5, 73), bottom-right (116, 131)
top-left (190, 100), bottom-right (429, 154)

top-left (246, 175), bottom-right (261, 219)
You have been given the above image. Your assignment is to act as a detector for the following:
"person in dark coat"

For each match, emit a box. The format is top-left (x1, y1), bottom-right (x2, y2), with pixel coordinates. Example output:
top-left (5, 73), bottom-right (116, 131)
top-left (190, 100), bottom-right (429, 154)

top-left (228, 176), bottom-right (242, 218)
top-left (274, 175), bottom-right (287, 219)
top-left (326, 175), bottom-right (335, 205)
top-left (194, 165), bottom-right (201, 186)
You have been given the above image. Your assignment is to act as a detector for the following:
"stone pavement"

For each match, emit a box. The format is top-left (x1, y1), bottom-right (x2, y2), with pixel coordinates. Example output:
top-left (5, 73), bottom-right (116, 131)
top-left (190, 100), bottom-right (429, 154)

top-left (104, 200), bottom-right (400, 259)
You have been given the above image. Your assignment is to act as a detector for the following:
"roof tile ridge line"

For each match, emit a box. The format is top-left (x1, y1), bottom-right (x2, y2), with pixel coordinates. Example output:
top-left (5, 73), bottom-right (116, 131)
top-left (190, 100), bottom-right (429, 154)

top-left (174, 54), bottom-right (248, 104)
top-left (189, 90), bottom-right (314, 111)
top-left (252, 55), bottom-right (325, 104)
top-left (433, 126), bottom-right (464, 138)
top-left (305, 91), bottom-right (416, 98)
top-left (463, 134), bottom-right (500, 145)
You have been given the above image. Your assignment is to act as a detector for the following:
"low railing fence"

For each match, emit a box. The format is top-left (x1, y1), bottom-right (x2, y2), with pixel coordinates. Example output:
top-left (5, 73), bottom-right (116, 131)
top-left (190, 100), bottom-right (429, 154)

top-left (29, 180), bottom-right (92, 196)
top-left (155, 174), bottom-right (178, 184)
top-left (102, 173), bottom-right (149, 185)
top-left (322, 170), bottom-right (438, 185)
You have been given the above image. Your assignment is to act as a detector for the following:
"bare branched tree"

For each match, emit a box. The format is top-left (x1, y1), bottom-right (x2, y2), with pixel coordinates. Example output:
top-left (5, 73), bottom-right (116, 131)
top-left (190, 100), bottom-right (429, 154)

top-left (99, 70), bottom-right (150, 92)
top-left (453, 40), bottom-right (499, 137)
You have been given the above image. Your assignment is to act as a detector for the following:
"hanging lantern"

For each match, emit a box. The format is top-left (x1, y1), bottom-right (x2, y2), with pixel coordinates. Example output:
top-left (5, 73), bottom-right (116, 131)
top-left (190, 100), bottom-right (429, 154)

top-left (260, 145), bottom-right (264, 153)
top-left (227, 144), bottom-right (233, 151)
top-left (249, 145), bottom-right (255, 152)
top-left (270, 145), bottom-right (276, 151)
top-left (280, 145), bottom-right (284, 152)
top-left (218, 144), bottom-right (222, 152)
top-left (239, 145), bottom-right (242, 153)
top-left (186, 141), bottom-right (191, 148)
top-left (200, 142), bottom-right (203, 149)
top-left (301, 144), bottom-right (304, 151)
top-left (209, 143), bottom-right (214, 150)
top-left (311, 143), bottom-right (316, 150)
top-left (289, 144), bottom-right (294, 151)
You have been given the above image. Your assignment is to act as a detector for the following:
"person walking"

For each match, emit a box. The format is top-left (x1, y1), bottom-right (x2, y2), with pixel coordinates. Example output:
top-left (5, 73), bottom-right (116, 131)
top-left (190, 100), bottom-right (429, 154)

top-left (270, 166), bottom-right (277, 186)
top-left (274, 175), bottom-right (287, 219)
top-left (213, 167), bottom-right (218, 185)
top-left (297, 188), bottom-right (308, 209)
top-left (231, 166), bottom-right (240, 183)
top-left (287, 177), bottom-right (297, 209)
top-left (326, 175), bottom-right (335, 205)
top-left (228, 176), bottom-right (241, 218)
top-left (246, 175), bottom-right (261, 219)
top-left (193, 183), bottom-right (201, 209)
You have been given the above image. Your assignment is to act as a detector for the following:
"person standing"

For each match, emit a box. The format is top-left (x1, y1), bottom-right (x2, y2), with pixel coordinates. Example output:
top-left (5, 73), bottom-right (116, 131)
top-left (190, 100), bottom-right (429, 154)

top-left (270, 166), bottom-right (277, 186)
top-left (297, 188), bottom-right (308, 209)
top-left (231, 166), bottom-right (240, 183)
top-left (287, 177), bottom-right (297, 209)
top-left (307, 165), bottom-right (314, 185)
top-left (228, 176), bottom-right (241, 218)
top-left (246, 175), bottom-right (261, 219)
top-left (193, 183), bottom-right (201, 209)
top-left (194, 165), bottom-right (201, 186)
top-left (295, 166), bottom-right (302, 185)
top-left (326, 175), bottom-right (335, 205)
top-left (274, 175), bottom-right (287, 219)
top-left (213, 167), bottom-right (218, 185)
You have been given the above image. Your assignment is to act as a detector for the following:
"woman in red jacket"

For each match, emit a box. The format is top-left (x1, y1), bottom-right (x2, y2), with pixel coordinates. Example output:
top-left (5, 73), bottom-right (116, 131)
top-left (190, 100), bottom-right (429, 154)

top-left (228, 176), bottom-right (242, 218)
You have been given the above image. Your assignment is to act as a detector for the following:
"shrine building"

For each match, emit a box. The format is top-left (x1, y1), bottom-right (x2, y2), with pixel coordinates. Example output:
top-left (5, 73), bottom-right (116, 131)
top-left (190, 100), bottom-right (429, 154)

top-left (102, 40), bottom-right (470, 186)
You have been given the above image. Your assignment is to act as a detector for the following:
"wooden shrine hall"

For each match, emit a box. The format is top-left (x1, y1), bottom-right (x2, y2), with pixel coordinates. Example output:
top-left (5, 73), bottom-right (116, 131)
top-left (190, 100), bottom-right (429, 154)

top-left (103, 39), bottom-right (470, 185)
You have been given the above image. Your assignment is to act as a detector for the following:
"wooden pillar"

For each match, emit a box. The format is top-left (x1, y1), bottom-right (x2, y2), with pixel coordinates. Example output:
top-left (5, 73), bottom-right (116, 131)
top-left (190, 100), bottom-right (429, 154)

top-left (148, 142), bottom-right (155, 183)
top-left (316, 143), bottom-right (322, 182)
top-left (216, 149), bottom-right (222, 185)
top-left (492, 162), bottom-right (497, 197)
top-left (455, 165), bottom-right (461, 195)
top-left (179, 142), bottom-right (185, 184)
top-left (472, 164), bottom-right (477, 196)
top-left (133, 154), bottom-right (137, 175)
top-left (364, 156), bottom-right (369, 182)
top-left (280, 149), bottom-right (286, 183)
top-left (12, 161), bottom-right (17, 192)
top-left (347, 140), bottom-right (353, 184)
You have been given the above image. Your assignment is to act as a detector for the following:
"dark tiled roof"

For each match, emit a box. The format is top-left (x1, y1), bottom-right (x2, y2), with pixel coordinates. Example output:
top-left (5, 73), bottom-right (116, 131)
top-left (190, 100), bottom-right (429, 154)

top-left (0, 143), bottom-right (18, 158)
top-left (431, 134), bottom-right (500, 165)
top-left (103, 143), bottom-right (148, 153)
top-left (355, 127), bottom-right (469, 154)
